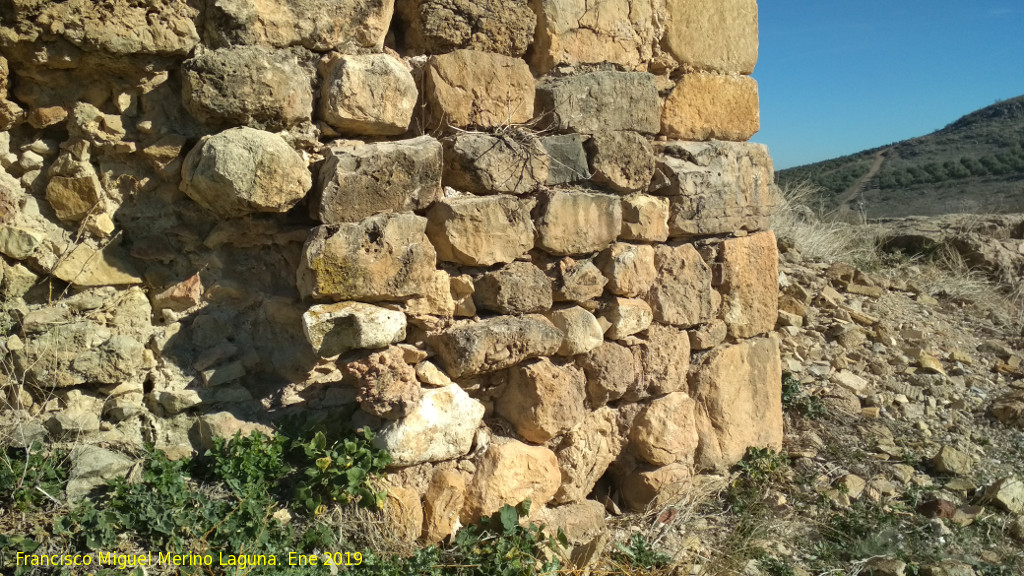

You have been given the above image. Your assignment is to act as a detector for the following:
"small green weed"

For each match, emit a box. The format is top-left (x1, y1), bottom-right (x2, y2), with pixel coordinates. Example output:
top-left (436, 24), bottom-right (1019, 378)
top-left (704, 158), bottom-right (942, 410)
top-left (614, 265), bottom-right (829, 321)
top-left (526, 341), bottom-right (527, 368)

top-left (781, 373), bottom-right (828, 419)
top-left (292, 428), bottom-right (391, 514)
top-left (0, 442), bottom-right (68, 509)
top-left (612, 533), bottom-right (672, 570)
top-left (758, 554), bottom-right (798, 576)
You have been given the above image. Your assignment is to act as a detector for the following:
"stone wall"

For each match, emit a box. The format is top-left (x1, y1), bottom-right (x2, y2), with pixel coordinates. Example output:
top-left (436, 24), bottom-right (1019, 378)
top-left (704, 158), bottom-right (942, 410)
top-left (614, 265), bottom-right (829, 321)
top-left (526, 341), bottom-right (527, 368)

top-left (0, 0), bottom-right (780, 540)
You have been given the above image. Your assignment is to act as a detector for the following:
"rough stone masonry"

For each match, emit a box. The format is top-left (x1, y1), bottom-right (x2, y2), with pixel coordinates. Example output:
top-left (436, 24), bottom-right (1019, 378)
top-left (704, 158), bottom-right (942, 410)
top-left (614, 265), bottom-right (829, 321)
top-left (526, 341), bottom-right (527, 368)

top-left (0, 0), bottom-right (779, 543)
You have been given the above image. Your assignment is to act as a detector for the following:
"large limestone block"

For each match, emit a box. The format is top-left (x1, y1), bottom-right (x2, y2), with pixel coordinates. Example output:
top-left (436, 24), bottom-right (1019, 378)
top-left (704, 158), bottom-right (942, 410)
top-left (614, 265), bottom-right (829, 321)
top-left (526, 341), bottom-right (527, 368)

top-left (531, 0), bottom-right (664, 74)
top-left (396, 0), bottom-right (536, 57)
top-left (620, 195), bottom-right (670, 242)
top-left (553, 407), bottom-right (624, 504)
top-left (53, 244), bottom-right (143, 287)
top-left (532, 500), bottom-right (607, 544)
top-left (384, 486), bottom-right (424, 544)
top-left (432, 316), bottom-right (563, 378)
top-left (717, 232), bottom-right (779, 339)
top-left (182, 46), bottom-right (313, 130)
top-left (535, 71), bottom-right (661, 134)
top-left (632, 324), bottom-right (690, 397)
top-left (374, 385), bottom-right (485, 466)
top-left (204, 0), bottom-right (394, 52)
top-left (541, 134), bottom-right (591, 185)
top-left (551, 258), bottom-right (607, 303)
top-left (691, 336), bottom-right (783, 471)
top-left (536, 191), bottom-right (622, 256)
top-left (496, 358), bottom-right (586, 443)
top-left (298, 213), bottom-right (437, 302)
top-left (578, 342), bottom-right (637, 406)
top-left (314, 137), bottom-right (442, 224)
top-left (320, 53), bottom-right (417, 136)
top-left (180, 127), bottom-right (312, 218)
top-left (426, 195), bottom-right (535, 266)
top-left (424, 50), bottom-right (535, 129)
top-left (662, 0), bottom-right (758, 74)
top-left (423, 469), bottom-right (468, 544)
top-left (654, 140), bottom-right (776, 237)
top-left (597, 243), bottom-right (657, 298)
top-left (474, 262), bottom-right (553, 315)
top-left (443, 133), bottom-right (549, 195)
top-left (661, 73), bottom-right (760, 141)
top-left (27, 0), bottom-right (199, 55)
top-left (630, 392), bottom-right (699, 466)
top-left (647, 244), bottom-right (714, 327)
top-left (586, 131), bottom-right (656, 194)
top-left (463, 440), bottom-right (561, 523)
top-left (301, 302), bottom-right (407, 357)
top-left (46, 173), bottom-right (103, 223)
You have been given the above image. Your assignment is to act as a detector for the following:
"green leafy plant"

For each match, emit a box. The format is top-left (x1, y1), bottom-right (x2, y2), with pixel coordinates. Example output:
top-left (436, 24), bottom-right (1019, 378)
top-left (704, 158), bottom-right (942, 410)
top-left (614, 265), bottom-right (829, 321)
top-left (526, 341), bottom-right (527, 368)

top-left (292, 428), bottom-right (391, 514)
top-left (781, 373), bottom-right (828, 419)
top-left (0, 442), bottom-right (68, 509)
top-left (449, 500), bottom-right (565, 576)
top-left (612, 533), bottom-right (672, 570)
top-left (758, 554), bottom-right (799, 576)
top-left (205, 430), bottom-right (290, 496)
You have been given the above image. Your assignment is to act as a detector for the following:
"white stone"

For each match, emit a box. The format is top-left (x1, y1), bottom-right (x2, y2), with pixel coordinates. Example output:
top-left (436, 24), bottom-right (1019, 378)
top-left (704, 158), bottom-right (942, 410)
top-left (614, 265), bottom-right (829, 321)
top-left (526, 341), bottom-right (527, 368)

top-left (373, 385), bottom-right (485, 466)
top-left (302, 302), bottom-right (407, 358)
top-left (549, 306), bottom-right (604, 356)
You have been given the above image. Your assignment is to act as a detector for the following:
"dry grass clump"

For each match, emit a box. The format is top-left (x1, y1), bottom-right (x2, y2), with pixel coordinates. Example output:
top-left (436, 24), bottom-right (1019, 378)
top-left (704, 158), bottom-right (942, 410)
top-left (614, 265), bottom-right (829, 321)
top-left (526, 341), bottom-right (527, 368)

top-left (770, 181), bottom-right (876, 265)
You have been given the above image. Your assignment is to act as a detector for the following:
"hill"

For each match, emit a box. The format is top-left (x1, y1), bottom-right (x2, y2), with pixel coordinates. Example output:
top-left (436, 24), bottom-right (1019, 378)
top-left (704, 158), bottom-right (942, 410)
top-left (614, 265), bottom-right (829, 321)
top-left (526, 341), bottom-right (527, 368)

top-left (777, 95), bottom-right (1024, 218)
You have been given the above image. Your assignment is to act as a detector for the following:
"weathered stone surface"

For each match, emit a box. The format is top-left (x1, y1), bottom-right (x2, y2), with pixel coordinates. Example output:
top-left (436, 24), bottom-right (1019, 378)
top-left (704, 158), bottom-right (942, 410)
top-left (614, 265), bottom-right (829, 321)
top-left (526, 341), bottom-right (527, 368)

top-left (633, 324), bottom-right (690, 397)
top-left (586, 131), bottom-right (656, 194)
top-left (536, 192), bottom-right (622, 256)
top-left (497, 358), bottom-right (586, 443)
top-left (661, 73), bottom-right (760, 141)
top-left (404, 269), bottom-right (458, 318)
top-left (303, 302), bottom-right (406, 358)
top-left (541, 134), bottom-right (591, 185)
top-left (14, 319), bottom-right (144, 388)
top-left (182, 46), bottom-right (313, 130)
top-left (474, 262), bottom-right (553, 315)
top-left (554, 407), bottom-right (624, 503)
top-left (23, 0), bottom-right (200, 56)
top-left (384, 486), bottom-right (424, 544)
top-left (320, 53), bottom-right (416, 135)
top-left (990, 391), bottom-right (1024, 428)
top-left (654, 141), bottom-right (776, 236)
top-left (151, 274), bottom-right (203, 313)
top-left (374, 385), bottom-right (485, 466)
top-left (717, 232), bottom-right (779, 338)
top-left (552, 258), bottom-right (607, 303)
top-left (66, 446), bottom-right (133, 502)
top-left (620, 194), bottom-right (670, 242)
top-left (53, 244), bottom-right (143, 287)
top-left (549, 307), bottom-right (603, 356)
top-left (424, 50), bottom-right (535, 129)
top-left (443, 133), bottom-right (549, 195)
top-left (536, 71), bottom-right (661, 134)
top-left (532, 500), bottom-right (607, 544)
top-left (205, 0), bottom-right (394, 52)
top-left (298, 213), bottom-right (437, 302)
top-left (597, 243), bottom-right (657, 298)
top-left (423, 469), bottom-right (468, 544)
top-left (662, 0), bottom-right (758, 74)
top-left (45, 411), bottom-right (101, 438)
top-left (432, 316), bottom-right (563, 378)
top-left (630, 393), bottom-right (699, 466)
top-left (194, 412), bottom-right (273, 450)
top-left (314, 137), bottom-right (442, 224)
top-left (578, 342), bottom-right (637, 406)
top-left (931, 445), bottom-right (973, 477)
top-left (617, 463), bottom-right (692, 512)
top-left (426, 195), bottom-right (535, 266)
top-left (180, 127), bottom-right (312, 218)
top-left (983, 477), bottom-right (1024, 514)
top-left (396, 0), bottom-right (536, 56)
top-left (0, 226), bottom-right (43, 260)
top-left (691, 336), bottom-right (783, 471)
top-left (344, 348), bottom-right (421, 420)
top-left (0, 57), bottom-right (25, 131)
top-left (463, 440), bottom-right (561, 523)
top-left (531, 0), bottom-right (663, 73)
top-left (647, 244), bottom-right (714, 327)
top-left (46, 165), bottom-right (103, 223)
top-left (602, 298), bottom-right (653, 340)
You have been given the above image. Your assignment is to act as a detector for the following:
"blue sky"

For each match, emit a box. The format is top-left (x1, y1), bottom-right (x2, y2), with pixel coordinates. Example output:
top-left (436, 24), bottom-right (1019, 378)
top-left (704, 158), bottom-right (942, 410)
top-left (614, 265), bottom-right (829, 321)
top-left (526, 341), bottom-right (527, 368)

top-left (753, 1), bottom-right (1024, 169)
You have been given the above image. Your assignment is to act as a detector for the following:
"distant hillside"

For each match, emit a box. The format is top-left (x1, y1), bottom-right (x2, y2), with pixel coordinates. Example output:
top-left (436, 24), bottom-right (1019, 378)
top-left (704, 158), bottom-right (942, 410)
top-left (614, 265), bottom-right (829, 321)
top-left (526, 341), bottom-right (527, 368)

top-left (777, 95), bottom-right (1024, 218)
